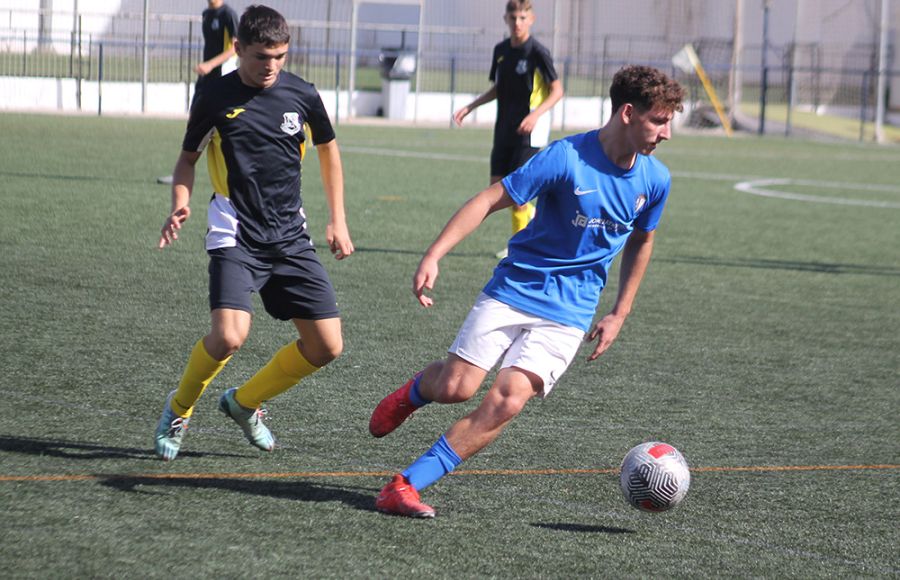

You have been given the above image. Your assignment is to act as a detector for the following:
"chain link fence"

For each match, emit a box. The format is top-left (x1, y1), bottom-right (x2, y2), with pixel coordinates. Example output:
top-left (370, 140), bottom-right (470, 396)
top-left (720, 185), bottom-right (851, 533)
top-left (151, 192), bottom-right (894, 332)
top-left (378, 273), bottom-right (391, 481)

top-left (0, 0), bottom-right (895, 139)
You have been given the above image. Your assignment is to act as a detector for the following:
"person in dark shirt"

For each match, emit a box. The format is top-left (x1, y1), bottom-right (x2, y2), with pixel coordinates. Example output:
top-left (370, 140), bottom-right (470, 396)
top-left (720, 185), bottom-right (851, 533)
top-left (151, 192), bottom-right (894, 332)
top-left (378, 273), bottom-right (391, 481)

top-left (194, 0), bottom-right (239, 91)
top-left (154, 5), bottom-right (354, 461)
top-left (157, 2), bottom-right (238, 185)
top-left (453, 0), bottom-right (563, 258)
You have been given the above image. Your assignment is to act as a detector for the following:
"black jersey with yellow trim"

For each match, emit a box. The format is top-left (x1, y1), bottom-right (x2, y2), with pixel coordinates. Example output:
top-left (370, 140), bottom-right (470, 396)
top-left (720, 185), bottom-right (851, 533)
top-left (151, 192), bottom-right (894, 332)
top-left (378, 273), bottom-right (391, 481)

top-left (183, 70), bottom-right (336, 251)
top-left (489, 36), bottom-right (558, 147)
top-left (200, 4), bottom-right (239, 79)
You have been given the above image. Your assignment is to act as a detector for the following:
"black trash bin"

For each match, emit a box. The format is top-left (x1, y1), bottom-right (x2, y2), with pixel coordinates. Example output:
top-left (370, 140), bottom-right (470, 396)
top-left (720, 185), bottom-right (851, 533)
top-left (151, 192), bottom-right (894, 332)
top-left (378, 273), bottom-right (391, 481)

top-left (379, 48), bottom-right (416, 80)
top-left (379, 48), bottom-right (416, 119)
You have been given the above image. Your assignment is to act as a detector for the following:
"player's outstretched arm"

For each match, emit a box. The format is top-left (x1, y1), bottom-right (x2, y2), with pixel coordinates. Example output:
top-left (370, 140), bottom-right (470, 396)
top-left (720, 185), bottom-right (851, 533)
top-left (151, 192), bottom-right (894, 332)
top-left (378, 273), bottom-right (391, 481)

top-left (158, 150), bottom-right (202, 249)
top-left (586, 229), bottom-right (655, 360)
top-left (454, 85), bottom-right (498, 126)
top-left (413, 181), bottom-right (514, 307)
top-left (316, 139), bottom-right (354, 260)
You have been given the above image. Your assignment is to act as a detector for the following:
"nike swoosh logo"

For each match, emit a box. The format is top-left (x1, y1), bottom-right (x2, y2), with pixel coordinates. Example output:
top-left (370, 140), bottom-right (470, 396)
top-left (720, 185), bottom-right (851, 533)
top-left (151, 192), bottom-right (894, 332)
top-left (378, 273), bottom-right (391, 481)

top-left (225, 108), bottom-right (246, 119)
top-left (574, 186), bottom-right (598, 196)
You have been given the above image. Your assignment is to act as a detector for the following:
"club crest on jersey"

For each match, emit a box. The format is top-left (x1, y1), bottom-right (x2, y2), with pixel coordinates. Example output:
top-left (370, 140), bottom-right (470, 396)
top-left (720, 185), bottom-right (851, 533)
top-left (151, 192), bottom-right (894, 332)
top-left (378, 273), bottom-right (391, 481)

top-left (211, 20), bottom-right (220, 31)
top-left (635, 194), bottom-right (648, 213)
top-left (280, 112), bottom-right (302, 135)
top-left (516, 59), bottom-right (528, 75)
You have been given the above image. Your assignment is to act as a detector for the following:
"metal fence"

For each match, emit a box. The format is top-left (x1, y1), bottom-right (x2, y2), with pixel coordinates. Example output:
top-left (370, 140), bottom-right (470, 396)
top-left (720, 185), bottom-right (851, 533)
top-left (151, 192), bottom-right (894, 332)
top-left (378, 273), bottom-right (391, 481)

top-left (0, 0), bottom-right (896, 140)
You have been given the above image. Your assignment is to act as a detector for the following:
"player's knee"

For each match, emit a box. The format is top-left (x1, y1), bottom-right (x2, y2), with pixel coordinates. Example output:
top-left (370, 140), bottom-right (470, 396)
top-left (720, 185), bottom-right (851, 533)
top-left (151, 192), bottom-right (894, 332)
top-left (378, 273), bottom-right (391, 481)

top-left (207, 330), bottom-right (245, 358)
top-left (436, 374), bottom-right (478, 403)
top-left (493, 392), bottom-right (528, 422)
top-left (319, 340), bottom-right (343, 365)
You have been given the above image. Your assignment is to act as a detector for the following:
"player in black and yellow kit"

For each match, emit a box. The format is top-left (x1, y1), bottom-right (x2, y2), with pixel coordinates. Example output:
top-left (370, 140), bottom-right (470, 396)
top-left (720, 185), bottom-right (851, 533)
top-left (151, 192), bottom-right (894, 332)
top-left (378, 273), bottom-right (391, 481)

top-left (194, 1), bottom-right (239, 93)
top-left (154, 5), bottom-right (354, 461)
top-left (453, 0), bottom-right (563, 258)
top-left (157, 2), bottom-right (238, 185)
top-left (156, 0), bottom-right (238, 185)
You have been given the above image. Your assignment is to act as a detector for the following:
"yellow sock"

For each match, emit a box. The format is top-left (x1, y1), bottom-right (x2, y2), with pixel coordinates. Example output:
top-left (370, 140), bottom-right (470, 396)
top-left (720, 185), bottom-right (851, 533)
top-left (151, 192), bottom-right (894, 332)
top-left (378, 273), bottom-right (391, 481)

top-left (234, 341), bottom-right (319, 409)
top-left (171, 339), bottom-right (231, 418)
top-left (511, 204), bottom-right (535, 234)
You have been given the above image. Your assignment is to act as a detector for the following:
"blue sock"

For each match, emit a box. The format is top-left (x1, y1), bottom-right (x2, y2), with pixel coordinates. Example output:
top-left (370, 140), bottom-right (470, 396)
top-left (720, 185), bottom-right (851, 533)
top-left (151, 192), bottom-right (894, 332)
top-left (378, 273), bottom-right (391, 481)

top-left (408, 373), bottom-right (431, 408)
top-left (402, 435), bottom-right (462, 491)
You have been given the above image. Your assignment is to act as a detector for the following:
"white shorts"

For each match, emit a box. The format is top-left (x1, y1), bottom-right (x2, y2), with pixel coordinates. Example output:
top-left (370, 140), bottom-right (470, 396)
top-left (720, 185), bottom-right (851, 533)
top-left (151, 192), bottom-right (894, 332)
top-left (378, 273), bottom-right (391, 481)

top-left (448, 293), bottom-right (585, 397)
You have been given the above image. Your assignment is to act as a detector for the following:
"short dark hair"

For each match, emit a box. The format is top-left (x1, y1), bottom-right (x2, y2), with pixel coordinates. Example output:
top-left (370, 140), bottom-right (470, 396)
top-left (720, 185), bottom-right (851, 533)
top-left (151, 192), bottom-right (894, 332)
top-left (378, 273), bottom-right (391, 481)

top-left (506, 0), bottom-right (533, 13)
top-left (238, 5), bottom-right (290, 47)
top-left (609, 65), bottom-right (685, 114)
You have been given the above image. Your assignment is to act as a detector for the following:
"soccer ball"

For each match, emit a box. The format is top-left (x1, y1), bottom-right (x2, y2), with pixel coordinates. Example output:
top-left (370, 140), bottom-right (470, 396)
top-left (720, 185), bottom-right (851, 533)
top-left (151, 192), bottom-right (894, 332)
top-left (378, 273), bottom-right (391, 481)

top-left (620, 441), bottom-right (690, 512)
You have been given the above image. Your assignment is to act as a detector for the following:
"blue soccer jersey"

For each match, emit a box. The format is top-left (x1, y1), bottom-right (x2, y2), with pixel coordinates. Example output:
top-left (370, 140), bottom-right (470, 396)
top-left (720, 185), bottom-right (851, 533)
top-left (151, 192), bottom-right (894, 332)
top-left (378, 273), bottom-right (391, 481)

top-left (484, 129), bottom-right (672, 332)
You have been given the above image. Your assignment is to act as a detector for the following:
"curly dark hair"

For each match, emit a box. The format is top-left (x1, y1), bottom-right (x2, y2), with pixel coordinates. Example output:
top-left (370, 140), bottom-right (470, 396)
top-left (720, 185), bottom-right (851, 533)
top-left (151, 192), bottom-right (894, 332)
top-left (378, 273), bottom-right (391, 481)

top-left (238, 5), bottom-right (290, 47)
top-left (609, 65), bottom-right (685, 114)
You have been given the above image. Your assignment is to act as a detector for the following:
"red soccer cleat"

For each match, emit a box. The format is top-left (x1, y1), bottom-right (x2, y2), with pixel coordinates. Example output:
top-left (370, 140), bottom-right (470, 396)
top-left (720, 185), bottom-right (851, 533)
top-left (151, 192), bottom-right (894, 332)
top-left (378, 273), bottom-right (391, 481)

top-left (375, 474), bottom-right (435, 518)
top-left (369, 375), bottom-right (420, 437)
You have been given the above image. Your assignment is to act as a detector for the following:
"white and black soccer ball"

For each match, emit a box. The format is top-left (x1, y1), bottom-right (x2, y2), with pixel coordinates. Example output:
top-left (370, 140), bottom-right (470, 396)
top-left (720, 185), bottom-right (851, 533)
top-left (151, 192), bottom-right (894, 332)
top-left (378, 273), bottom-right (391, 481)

top-left (620, 441), bottom-right (690, 512)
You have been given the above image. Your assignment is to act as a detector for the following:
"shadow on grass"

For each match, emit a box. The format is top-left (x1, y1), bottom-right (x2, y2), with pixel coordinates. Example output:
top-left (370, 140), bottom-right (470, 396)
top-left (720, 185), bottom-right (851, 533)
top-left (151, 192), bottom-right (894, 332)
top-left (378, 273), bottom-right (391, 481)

top-left (532, 522), bottom-right (635, 534)
top-left (0, 435), bottom-right (244, 461)
top-left (0, 170), bottom-right (148, 184)
top-left (98, 475), bottom-right (378, 512)
top-left (662, 255), bottom-right (900, 277)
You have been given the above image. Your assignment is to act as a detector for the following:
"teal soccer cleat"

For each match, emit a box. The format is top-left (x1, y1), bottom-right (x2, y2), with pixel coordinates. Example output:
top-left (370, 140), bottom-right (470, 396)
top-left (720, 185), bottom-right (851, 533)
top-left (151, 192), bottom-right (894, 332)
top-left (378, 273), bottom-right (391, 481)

top-left (218, 388), bottom-right (275, 451)
top-left (154, 391), bottom-right (189, 461)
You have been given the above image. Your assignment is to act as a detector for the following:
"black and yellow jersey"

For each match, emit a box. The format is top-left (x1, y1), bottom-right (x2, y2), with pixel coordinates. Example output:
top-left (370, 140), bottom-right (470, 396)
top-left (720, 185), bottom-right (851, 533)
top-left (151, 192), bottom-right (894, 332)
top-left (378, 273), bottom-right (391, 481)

top-left (183, 71), bottom-right (336, 252)
top-left (200, 3), bottom-right (239, 80)
top-left (489, 36), bottom-right (558, 147)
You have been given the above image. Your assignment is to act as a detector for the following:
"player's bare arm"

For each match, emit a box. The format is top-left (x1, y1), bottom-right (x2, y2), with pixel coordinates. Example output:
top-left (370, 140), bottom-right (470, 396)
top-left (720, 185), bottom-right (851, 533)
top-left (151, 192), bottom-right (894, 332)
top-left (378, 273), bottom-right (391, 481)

top-left (453, 85), bottom-right (498, 126)
top-left (518, 79), bottom-right (564, 135)
top-left (316, 139), bottom-right (354, 260)
top-left (195, 44), bottom-right (235, 76)
top-left (159, 150), bottom-right (203, 249)
top-left (413, 181), bottom-right (514, 307)
top-left (587, 229), bottom-right (655, 360)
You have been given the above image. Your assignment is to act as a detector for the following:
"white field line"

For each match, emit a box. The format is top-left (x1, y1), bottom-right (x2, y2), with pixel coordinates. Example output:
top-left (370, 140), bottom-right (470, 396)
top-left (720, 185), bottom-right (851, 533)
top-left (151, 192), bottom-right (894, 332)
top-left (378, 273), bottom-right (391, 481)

top-left (733, 178), bottom-right (900, 208)
top-left (342, 146), bottom-right (900, 209)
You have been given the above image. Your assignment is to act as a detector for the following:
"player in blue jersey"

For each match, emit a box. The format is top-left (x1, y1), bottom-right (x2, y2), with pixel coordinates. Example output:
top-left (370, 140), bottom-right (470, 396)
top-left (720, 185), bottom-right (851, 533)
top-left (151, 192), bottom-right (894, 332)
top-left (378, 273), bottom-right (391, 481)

top-left (153, 5), bottom-right (354, 461)
top-left (370, 65), bottom-right (685, 517)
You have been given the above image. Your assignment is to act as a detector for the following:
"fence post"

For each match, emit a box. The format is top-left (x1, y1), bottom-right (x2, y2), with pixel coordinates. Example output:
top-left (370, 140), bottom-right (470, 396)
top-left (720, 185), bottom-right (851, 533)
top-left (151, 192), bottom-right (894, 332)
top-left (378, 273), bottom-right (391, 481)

top-left (141, 0), bottom-right (149, 113)
top-left (335, 52), bottom-right (341, 125)
top-left (785, 45), bottom-right (794, 137)
top-left (859, 70), bottom-right (870, 142)
top-left (98, 42), bottom-right (103, 116)
top-left (76, 13), bottom-right (82, 111)
top-left (599, 35), bottom-right (608, 126)
top-left (186, 22), bottom-right (194, 113)
top-left (69, 28), bottom-right (74, 77)
top-left (449, 55), bottom-right (456, 128)
top-left (758, 0), bottom-right (771, 135)
top-left (561, 57), bottom-right (570, 132)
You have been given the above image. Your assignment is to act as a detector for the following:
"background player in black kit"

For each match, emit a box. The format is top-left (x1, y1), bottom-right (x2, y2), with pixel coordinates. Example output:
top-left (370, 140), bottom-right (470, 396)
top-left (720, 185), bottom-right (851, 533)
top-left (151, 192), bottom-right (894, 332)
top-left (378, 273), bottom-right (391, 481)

top-left (157, 1), bottom-right (238, 186)
top-left (194, 0), bottom-right (239, 93)
top-left (453, 0), bottom-right (563, 258)
top-left (154, 4), bottom-right (354, 461)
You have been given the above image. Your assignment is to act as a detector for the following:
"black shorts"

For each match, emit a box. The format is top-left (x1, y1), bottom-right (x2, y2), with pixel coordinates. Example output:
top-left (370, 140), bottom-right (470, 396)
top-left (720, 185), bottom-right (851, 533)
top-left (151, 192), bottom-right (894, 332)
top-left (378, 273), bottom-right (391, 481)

top-left (490, 144), bottom-right (539, 178)
top-left (208, 246), bottom-right (339, 321)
